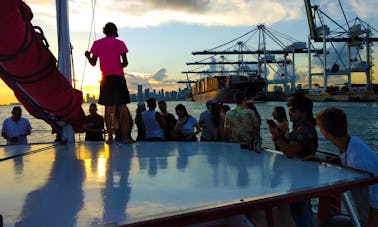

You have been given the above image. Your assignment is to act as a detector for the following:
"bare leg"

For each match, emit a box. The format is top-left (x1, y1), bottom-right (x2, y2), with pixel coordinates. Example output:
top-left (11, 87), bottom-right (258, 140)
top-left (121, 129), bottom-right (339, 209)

top-left (118, 105), bottom-right (131, 142)
top-left (105, 105), bottom-right (115, 143)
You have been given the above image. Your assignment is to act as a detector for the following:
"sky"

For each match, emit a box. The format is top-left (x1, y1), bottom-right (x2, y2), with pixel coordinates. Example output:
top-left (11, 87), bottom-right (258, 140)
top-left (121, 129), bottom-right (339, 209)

top-left (1, 0), bottom-right (378, 104)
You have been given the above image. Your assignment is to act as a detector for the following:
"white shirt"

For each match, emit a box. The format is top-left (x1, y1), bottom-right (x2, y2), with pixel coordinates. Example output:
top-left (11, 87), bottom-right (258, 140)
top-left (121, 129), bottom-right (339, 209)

top-left (142, 110), bottom-right (164, 139)
top-left (2, 117), bottom-right (32, 145)
top-left (340, 136), bottom-right (378, 206)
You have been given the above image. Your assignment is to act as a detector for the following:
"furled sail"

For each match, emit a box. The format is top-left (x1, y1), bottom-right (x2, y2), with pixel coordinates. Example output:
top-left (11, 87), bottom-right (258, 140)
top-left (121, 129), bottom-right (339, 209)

top-left (0, 0), bottom-right (85, 133)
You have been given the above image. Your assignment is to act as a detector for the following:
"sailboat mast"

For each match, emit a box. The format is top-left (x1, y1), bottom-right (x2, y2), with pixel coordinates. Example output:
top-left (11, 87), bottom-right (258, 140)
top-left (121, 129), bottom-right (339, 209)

top-left (56, 0), bottom-right (72, 85)
top-left (56, 0), bottom-right (75, 142)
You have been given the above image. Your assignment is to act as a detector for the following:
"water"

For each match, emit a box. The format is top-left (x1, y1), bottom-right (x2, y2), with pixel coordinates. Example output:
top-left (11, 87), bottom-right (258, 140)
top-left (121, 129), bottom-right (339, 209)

top-left (0, 101), bottom-right (377, 153)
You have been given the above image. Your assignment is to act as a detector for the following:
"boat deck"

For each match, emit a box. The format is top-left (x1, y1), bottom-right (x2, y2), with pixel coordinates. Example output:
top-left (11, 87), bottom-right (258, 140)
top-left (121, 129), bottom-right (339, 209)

top-left (0, 142), bottom-right (377, 227)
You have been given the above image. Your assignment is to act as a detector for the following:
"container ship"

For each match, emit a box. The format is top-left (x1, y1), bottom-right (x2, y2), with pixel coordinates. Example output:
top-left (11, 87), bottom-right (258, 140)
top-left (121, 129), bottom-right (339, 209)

top-left (185, 74), bottom-right (266, 103)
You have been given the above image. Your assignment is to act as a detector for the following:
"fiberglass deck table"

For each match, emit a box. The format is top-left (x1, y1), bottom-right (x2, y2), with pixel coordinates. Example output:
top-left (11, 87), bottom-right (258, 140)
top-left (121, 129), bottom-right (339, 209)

top-left (0, 142), bottom-right (377, 227)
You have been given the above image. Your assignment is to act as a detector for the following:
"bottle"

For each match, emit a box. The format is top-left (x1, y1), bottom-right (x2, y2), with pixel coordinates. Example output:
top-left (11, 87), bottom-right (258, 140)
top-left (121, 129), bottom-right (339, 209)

top-left (253, 136), bottom-right (261, 153)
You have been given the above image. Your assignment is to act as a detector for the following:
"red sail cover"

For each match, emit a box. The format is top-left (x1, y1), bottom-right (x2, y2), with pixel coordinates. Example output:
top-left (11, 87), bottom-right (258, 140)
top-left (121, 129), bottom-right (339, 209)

top-left (0, 1), bottom-right (85, 132)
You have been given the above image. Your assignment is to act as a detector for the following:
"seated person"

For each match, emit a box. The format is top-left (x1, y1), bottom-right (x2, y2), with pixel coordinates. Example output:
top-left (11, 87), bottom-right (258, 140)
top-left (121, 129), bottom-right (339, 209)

top-left (2, 106), bottom-right (32, 145)
top-left (84, 103), bottom-right (104, 141)
top-left (174, 104), bottom-right (201, 141)
top-left (142, 98), bottom-right (166, 141)
top-left (158, 100), bottom-right (176, 141)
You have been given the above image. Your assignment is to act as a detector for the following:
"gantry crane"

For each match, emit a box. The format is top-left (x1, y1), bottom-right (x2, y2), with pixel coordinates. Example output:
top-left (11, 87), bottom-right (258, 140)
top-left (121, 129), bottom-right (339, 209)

top-left (304, 0), bottom-right (378, 95)
top-left (182, 24), bottom-right (321, 95)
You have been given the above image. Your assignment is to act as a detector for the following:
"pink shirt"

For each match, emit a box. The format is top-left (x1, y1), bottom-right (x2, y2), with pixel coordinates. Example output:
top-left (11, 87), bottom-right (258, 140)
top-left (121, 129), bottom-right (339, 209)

top-left (90, 36), bottom-right (128, 76)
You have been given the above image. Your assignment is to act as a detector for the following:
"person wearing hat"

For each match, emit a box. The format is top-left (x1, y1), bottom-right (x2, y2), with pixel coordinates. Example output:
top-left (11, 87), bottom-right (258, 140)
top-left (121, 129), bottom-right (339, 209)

top-left (268, 94), bottom-right (318, 227)
top-left (85, 22), bottom-right (133, 144)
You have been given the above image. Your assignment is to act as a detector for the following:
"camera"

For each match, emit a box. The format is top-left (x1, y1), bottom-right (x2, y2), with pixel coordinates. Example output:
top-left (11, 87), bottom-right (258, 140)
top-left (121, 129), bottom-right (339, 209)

top-left (266, 119), bottom-right (277, 128)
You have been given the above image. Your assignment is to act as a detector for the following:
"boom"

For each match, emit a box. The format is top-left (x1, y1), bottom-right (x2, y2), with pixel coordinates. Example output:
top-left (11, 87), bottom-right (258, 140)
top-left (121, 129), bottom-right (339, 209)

top-left (304, 0), bottom-right (317, 40)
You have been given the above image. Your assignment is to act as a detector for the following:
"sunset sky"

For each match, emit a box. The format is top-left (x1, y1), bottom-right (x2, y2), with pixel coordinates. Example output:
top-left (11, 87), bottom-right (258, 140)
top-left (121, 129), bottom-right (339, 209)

top-left (1, 0), bottom-right (378, 104)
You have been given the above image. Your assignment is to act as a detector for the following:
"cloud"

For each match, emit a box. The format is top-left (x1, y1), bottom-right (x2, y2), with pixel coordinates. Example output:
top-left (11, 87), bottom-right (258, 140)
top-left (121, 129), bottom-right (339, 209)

top-left (27, 0), bottom-right (303, 31)
top-left (144, 0), bottom-right (212, 13)
top-left (25, 0), bottom-right (378, 34)
top-left (126, 73), bottom-right (151, 93)
top-left (151, 68), bottom-right (168, 81)
top-left (94, 0), bottom-right (303, 28)
top-left (126, 69), bottom-right (185, 94)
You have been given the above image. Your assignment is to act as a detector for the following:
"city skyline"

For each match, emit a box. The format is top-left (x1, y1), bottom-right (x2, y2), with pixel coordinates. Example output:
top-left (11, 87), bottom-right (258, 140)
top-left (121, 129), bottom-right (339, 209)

top-left (85, 84), bottom-right (189, 104)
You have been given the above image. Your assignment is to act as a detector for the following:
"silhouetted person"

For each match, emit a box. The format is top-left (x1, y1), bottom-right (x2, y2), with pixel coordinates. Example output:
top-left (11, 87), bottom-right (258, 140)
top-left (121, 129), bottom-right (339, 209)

top-left (2, 106), bottom-right (31, 145)
top-left (85, 22), bottom-right (133, 144)
top-left (84, 103), bottom-right (104, 141)
top-left (142, 98), bottom-right (166, 141)
top-left (135, 103), bottom-right (146, 141)
top-left (158, 101), bottom-right (176, 141)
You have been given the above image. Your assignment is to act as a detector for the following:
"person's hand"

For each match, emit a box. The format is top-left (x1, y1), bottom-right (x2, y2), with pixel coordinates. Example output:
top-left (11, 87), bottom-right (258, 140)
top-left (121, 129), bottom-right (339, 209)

top-left (269, 125), bottom-right (278, 136)
top-left (10, 137), bottom-right (18, 143)
top-left (85, 51), bottom-right (90, 58)
top-left (269, 125), bottom-right (284, 138)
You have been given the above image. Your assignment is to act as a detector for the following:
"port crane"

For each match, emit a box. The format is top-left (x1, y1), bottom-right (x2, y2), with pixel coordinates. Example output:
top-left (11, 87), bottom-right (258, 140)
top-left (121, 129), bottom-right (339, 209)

top-left (181, 25), bottom-right (321, 95)
top-left (304, 0), bottom-right (378, 95)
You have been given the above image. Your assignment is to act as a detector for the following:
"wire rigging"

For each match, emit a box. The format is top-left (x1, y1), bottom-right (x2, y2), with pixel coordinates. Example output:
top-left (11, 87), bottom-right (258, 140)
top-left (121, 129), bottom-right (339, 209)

top-left (80, 0), bottom-right (97, 91)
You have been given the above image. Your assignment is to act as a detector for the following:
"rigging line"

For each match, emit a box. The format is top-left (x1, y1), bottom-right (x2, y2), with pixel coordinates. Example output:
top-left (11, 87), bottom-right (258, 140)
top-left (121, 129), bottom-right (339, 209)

top-left (194, 42), bottom-right (239, 63)
top-left (207, 27), bottom-right (259, 52)
top-left (243, 29), bottom-right (258, 46)
top-left (193, 29), bottom-right (258, 65)
top-left (267, 27), bottom-right (299, 43)
top-left (337, 0), bottom-right (363, 60)
top-left (71, 43), bottom-right (76, 89)
top-left (235, 29), bottom-right (259, 51)
top-left (318, 9), bottom-right (348, 33)
top-left (338, 0), bottom-right (351, 32)
top-left (80, 0), bottom-right (97, 91)
top-left (263, 28), bottom-right (287, 49)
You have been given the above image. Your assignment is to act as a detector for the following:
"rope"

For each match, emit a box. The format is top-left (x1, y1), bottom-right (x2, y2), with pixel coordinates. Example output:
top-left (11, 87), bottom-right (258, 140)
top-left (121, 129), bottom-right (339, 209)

top-left (80, 0), bottom-right (97, 91)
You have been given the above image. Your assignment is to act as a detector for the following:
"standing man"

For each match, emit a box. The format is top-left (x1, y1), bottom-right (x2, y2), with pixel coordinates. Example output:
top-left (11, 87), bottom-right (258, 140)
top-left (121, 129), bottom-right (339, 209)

top-left (2, 106), bottom-right (32, 145)
top-left (316, 106), bottom-right (378, 227)
top-left (223, 92), bottom-right (259, 147)
top-left (268, 94), bottom-right (317, 227)
top-left (199, 100), bottom-right (215, 141)
top-left (84, 103), bottom-right (104, 141)
top-left (85, 22), bottom-right (133, 143)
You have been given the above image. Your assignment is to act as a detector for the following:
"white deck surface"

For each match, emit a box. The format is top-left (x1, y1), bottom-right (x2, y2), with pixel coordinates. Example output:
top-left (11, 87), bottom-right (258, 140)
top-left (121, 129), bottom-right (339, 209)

top-left (0, 142), bottom-right (377, 226)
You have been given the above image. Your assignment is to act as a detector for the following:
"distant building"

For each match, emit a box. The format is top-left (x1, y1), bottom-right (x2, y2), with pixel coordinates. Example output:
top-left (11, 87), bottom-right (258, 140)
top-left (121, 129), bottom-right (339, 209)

top-left (86, 93), bottom-right (97, 103)
top-left (137, 85), bottom-right (143, 102)
top-left (108, 84), bottom-right (190, 103)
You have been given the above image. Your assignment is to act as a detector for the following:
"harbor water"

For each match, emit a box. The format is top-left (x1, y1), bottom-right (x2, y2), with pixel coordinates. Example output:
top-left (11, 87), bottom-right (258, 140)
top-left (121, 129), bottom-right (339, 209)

top-left (0, 101), bottom-right (377, 154)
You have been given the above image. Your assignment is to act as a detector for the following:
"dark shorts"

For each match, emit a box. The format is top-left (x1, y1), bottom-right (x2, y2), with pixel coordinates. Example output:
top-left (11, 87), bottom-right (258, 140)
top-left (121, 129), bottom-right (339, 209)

top-left (98, 75), bottom-right (130, 106)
